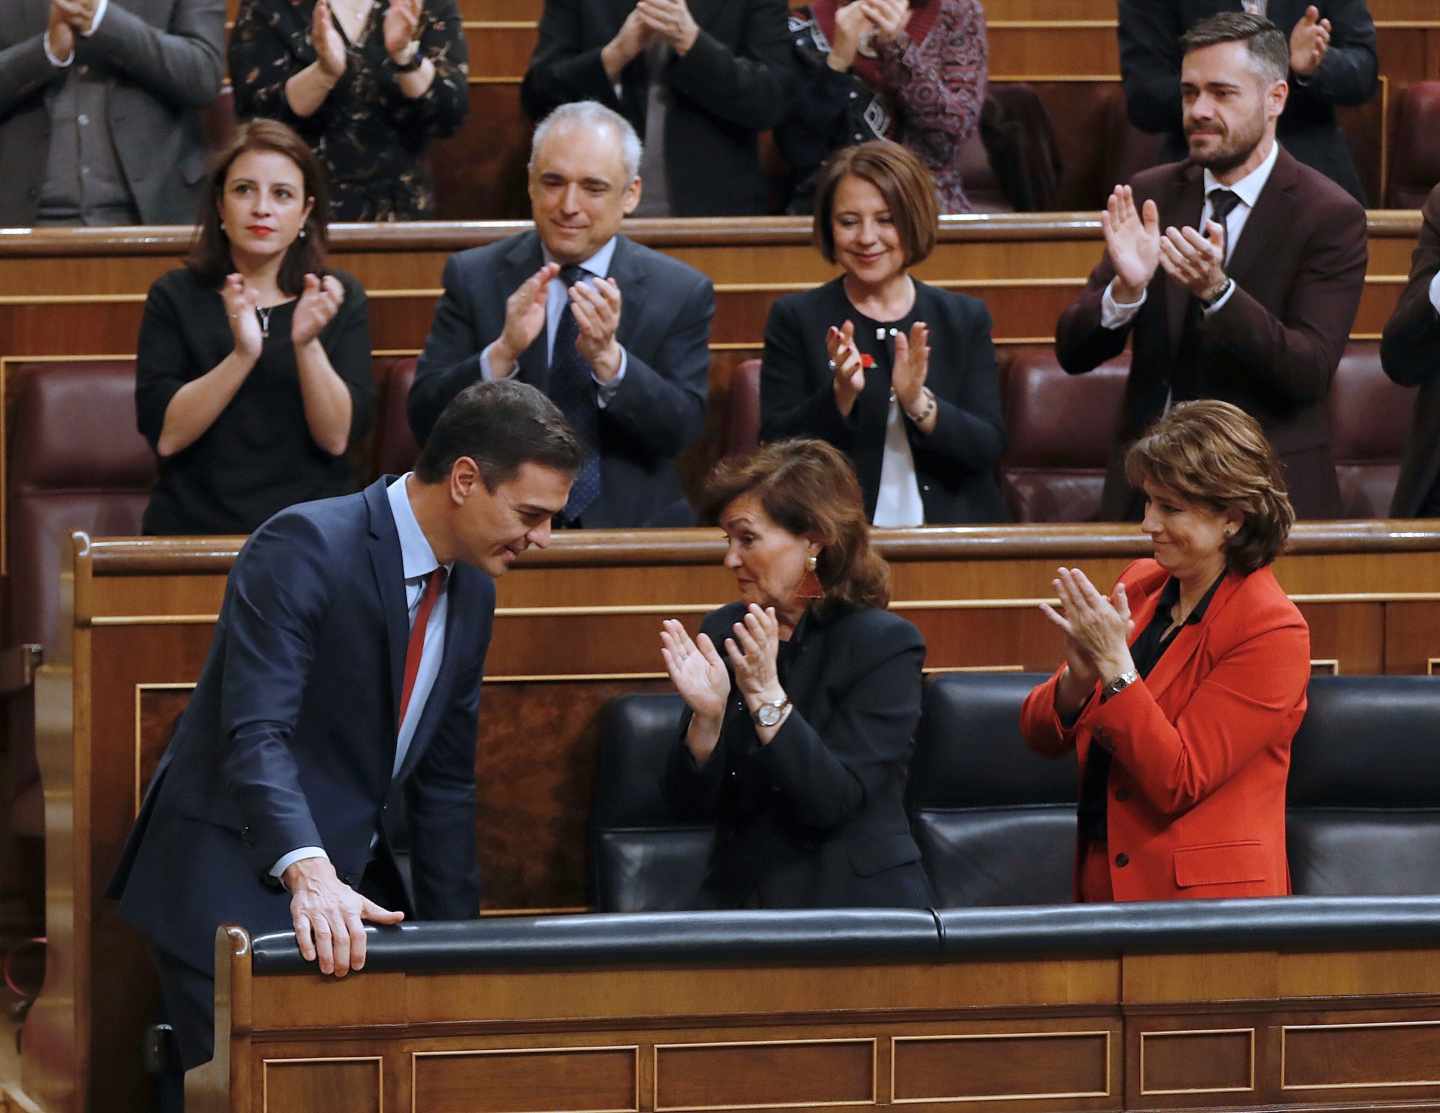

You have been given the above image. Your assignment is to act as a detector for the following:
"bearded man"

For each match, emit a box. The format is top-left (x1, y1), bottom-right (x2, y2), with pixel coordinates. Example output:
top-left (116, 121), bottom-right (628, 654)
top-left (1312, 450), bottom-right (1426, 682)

top-left (1055, 11), bottom-right (1366, 520)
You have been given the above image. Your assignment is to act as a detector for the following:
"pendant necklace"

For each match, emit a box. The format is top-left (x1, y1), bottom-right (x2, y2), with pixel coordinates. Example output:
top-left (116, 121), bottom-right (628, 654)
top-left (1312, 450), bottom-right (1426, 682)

top-left (255, 305), bottom-right (272, 340)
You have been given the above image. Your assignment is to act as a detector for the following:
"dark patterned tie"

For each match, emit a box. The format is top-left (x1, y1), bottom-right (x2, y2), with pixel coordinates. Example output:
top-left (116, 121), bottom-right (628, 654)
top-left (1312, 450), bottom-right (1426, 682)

top-left (1206, 188), bottom-right (1241, 262)
top-left (549, 264), bottom-right (602, 524)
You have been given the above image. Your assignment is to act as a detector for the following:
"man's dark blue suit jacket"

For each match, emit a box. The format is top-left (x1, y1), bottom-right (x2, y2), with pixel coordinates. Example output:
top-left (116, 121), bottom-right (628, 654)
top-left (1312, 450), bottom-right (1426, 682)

top-left (109, 477), bottom-right (494, 976)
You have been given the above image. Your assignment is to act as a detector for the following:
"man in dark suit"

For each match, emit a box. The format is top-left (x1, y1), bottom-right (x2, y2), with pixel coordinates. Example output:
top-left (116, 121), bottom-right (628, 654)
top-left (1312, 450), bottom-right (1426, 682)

top-left (0, 0), bottom-right (224, 225)
top-left (1118, 0), bottom-right (1378, 204)
top-left (1381, 183), bottom-right (1440, 517)
top-left (410, 100), bottom-right (713, 528)
top-left (1056, 12), bottom-right (1367, 520)
top-left (519, 0), bottom-right (791, 216)
top-left (109, 382), bottom-right (580, 1084)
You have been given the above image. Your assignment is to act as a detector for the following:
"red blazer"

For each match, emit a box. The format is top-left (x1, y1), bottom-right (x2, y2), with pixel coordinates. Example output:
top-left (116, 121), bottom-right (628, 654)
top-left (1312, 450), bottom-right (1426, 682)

top-left (1021, 559), bottom-right (1310, 902)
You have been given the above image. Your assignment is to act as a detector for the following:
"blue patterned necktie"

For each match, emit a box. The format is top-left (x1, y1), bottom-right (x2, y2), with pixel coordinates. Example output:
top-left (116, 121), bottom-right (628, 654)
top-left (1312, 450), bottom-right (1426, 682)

top-left (550, 264), bottom-right (603, 524)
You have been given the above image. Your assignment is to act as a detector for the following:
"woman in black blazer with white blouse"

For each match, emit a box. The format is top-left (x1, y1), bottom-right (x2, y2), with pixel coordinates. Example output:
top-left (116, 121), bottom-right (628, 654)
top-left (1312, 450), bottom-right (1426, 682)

top-left (761, 140), bottom-right (1007, 526)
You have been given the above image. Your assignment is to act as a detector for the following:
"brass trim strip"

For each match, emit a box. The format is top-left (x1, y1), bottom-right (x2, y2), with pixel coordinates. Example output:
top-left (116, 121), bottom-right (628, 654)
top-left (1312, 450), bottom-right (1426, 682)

top-left (411, 1045), bottom-right (639, 1113)
top-left (890, 1030), bottom-right (1111, 1103)
top-left (487, 672), bottom-right (669, 683)
top-left (1281, 1020), bottom-right (1440, 1090)
top-left (1138, 1028), bottom-right (1255, 1096)
top-left (1428, 658), bottom-right (1439, 677)
top-left (1310, 659), bottom-right (1342, 675)
top-left (653, 1038), bottom-right (877, 1112)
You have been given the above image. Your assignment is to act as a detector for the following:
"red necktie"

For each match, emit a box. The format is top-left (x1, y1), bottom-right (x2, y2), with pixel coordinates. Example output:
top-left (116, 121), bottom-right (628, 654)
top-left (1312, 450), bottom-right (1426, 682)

top-left (398, 568), bottom-right (445, 728)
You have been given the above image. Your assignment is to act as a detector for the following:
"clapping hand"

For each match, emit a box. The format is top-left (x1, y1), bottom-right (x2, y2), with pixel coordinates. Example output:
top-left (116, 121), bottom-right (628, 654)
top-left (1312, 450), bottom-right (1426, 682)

top-left (569, 275), bottom-right (624, 381)
top-left (723, 604), bottom-right (782, 705)
top-left (826, 319), bottom-right (866, 416)
top-left (1158, 220), bottom-right (1227, 300)
top-left (828, 1), bottom-right (873, 69)
top-left (292, 273), bottom-right (345, 347)
top-left (859, 0), bottom-right (909, 43)
top-left (312, 0), bottom-right (348, 77)
top-left (46, 2), bottom-right (76, 62)
top-left (384, 0), bottom-right (424, 61)
top-left (221, 274), bottom-right (264, 359)
top-left (491, 263), bottom-right (558, 377)
top-left (1039, 567), bottom-right (1135, 689)
top-left (1102, 184), bottom-right (1161, 302)
top-left (1290, 5), bottom-right (1331, 77)
top-left (51, 0), bottom-right (98, 32)
top-left (662, 618), bottom-right (730, 763)
top-left (635, 0), bottom-right (699, 53)
top-left (891, 321), bottom-right (929, 415)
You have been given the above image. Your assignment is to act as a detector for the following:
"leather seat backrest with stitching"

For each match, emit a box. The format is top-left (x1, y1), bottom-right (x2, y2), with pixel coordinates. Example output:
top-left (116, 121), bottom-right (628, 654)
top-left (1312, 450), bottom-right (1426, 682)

top-left (1328, 341), bottom-right (1410, 518)
top-left (1287, 676), bottom-right (1440, 896)
top-left (909, 673), bottom-right (1077, 907)
top-left (590, 694), bottom-right (713, 912)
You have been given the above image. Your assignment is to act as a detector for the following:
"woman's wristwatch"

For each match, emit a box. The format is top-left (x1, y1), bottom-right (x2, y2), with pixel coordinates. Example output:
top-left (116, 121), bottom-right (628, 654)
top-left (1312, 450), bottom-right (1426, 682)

top-left (390, 43), bottom-right (424, 72)
top-left (1101, 669), bottom-right (1139, 702)
top-left (905, 387), bottom-right (936, 424)
top-left (752, 695), bottom-right (791, 727)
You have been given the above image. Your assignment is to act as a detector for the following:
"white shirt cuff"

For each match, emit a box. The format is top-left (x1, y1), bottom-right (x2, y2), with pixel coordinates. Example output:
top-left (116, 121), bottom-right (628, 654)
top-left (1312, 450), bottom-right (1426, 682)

top-left (1429, 270), bottom-right (1440, 315)
top-left (271, 847), bottom-right (328, 880)
top-left (594, 349), bottom-right (626, 408)
top-left (1202, 278), bottom-right (1238, 316)
top-left (1100, 278), bottom-right (1146, 329)
top-left (44, 32), bottom-right (75, 67)
top-left (479, 343), bottom-right (515, 381)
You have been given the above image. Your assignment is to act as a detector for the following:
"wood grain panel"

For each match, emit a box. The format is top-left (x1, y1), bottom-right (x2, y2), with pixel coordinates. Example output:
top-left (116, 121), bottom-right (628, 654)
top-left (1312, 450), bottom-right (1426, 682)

top-left (430, 83), bottom-right (533, 221)
top-left (1283, 1021), bottom-right (1440, 1089)
top-left (988, 23), bottom-right (1120, 78)
top-left (412, 1046), bottom-right (638, 1113)
top-left (891, 1030), bottom-right (1110, 1101)
top-left (655, 1039), bottom-right (874, 1110)
top-left (1384, 600), bottom-right (1440, 675)
top-left (464, 23), bottom-right (535, 78)
top-left (262, 1057), bottom-right (381, 1113)
top-left (1138, 1029), bottom-right (1253, 1095)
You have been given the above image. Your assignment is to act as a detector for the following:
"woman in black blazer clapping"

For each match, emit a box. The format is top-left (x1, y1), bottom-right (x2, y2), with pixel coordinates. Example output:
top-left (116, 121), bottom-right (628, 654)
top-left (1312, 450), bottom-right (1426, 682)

top-left (662, 439), bottom-right (931, 909)
top-left (761, 140), bottom-right (1007, 526)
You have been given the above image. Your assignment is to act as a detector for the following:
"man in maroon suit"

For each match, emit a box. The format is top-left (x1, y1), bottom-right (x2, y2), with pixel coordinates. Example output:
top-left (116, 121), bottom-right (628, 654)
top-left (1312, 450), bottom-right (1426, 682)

top-left (1056, 11), bottom-right (1366, 520)
top-left (1381, 183), bottom-right (1440, 518)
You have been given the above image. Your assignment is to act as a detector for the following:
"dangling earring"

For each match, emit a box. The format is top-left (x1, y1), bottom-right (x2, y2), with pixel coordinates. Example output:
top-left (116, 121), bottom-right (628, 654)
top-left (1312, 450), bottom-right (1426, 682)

top-left (796, 552), bottom-right (823, 600)
top-left (299, 224), bottom-right (308, 239)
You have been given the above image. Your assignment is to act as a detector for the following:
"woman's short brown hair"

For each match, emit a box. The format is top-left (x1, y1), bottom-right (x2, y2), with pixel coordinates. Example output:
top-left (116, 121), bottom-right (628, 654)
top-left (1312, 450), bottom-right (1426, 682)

top-left (812, 140), bottom-right (939, 268)
top-left (187, 119), bottom-right (330, 296)
top-left (702, 439), bottom-right (891, 611)
top-left (1124, 400), bottom-right (1295, 573)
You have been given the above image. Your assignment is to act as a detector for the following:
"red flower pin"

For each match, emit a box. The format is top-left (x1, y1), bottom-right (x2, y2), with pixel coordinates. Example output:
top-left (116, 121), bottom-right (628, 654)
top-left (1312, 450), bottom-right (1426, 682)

top-left (859, 354), bottom-right (876, 368)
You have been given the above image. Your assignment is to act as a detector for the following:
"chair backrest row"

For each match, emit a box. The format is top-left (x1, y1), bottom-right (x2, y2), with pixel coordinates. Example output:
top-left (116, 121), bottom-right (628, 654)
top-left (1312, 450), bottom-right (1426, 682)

top-left (591, 673), bottom-right (1440, 912)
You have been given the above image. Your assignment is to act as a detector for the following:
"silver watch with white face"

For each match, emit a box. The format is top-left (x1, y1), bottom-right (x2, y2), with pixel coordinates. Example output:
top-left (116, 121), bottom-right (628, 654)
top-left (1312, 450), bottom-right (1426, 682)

top-left (754, 697), bottom-right (791, 727)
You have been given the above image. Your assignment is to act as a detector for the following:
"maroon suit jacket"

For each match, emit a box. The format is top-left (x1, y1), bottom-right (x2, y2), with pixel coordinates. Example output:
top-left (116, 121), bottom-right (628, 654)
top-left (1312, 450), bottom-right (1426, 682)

top-left (1380, 184), bottom-right (1440, 517)
top-left (1055, 147), bottom-right (1368, 520)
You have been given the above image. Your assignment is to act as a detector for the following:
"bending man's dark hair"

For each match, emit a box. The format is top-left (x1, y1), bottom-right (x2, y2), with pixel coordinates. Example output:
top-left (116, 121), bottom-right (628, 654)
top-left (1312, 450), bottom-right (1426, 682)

top-left (415, 380), bottom-right (582, 489)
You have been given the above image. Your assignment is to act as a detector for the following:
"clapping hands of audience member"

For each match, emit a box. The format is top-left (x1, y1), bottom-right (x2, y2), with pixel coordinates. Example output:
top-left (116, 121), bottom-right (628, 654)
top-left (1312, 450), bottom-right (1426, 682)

top-left (1102, 184), bottom-right (1161, 303)
top-left (1289, 5), bottom-right (1331, 77)
top-left (603, 7), bottom-right (654, 80)
top-left (384, 0), bottom-right (425, 61)
top-left (860, 0), bottom-right (911, 44)
top-left (490, 262), bottom-right (559, 378)
top-left (311, 0), bottom-right (348, 78)
top-left (723, 604), bottom-right (785, 716)
top-left (46, 2), bottom-right (75, 62)
top-left (1039, 567), bottom-right (1136, 714)
top-left (221, 274), bottom-right (265, 360)
top-left (635, 0), bottom-right (700, 55)
top-left (292, 274), bottom-right (346, 346)
top-left (569, 275), bottom-right (624, 381)
top-left (827, 319), bottom-right (867, 416)
top-left (1158, 220), bottom-right (1228, 302)
top-left (892, 321), bottom-right (936, 431)
top-left (50, 0), bottom-right (98, 33)
top-left (827, 1), bottom-right (874, 70)
top-left (661, 618), bottom-right (730, 763)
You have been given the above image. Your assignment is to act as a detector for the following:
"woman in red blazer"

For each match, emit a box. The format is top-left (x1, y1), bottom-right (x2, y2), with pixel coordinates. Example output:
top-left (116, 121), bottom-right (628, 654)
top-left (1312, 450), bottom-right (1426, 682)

top-left (1021, 400), bottom-right (1309, 902)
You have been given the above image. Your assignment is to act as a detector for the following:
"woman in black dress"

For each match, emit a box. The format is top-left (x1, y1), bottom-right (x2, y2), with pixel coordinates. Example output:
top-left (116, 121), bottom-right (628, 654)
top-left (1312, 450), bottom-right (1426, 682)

top-left (135, 120), bottom-right (373, 535)
top-left (229, 0), bottom-right (469, 220)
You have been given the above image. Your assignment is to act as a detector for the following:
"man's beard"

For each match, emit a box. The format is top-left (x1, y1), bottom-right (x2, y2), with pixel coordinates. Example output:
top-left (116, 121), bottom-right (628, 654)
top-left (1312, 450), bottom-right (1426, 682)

top-left (1185, 119), bottom-right (1264, 175)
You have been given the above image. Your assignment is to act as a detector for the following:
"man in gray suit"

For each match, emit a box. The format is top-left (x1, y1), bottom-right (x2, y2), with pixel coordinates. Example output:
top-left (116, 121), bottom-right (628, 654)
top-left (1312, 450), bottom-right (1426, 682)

top-left (409, 99), bottom-right (713, 528)
top-left (0, 0), bottom-right (225, 226)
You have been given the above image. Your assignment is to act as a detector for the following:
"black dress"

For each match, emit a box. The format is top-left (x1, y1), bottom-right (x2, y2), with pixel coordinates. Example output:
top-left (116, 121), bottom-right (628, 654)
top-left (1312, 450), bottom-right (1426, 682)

top-left (135, 267), bottom-right (374, 534)
top-left (761, 276), bottom-right (1008, 524)
top-left (230, 0), bottom-right (469, 220)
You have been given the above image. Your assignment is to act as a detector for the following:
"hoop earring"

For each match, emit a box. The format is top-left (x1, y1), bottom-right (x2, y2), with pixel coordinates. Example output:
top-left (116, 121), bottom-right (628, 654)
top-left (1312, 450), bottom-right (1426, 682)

top-left (796, 553), bottom-right (823, 600)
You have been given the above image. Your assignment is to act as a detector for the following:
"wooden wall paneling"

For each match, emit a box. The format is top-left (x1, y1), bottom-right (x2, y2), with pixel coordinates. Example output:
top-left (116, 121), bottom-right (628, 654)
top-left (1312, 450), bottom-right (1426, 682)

top-left (464, 22), bottom-right (534, 77)
top-left (430, 83), bottom-right (532, 222)
top-left (1132, 1023), bottom-right (1259, 1103)
top-left (986, 21), bottom-right (1120, 79)
top-left (1383, 600), bottom-right (1440, 675)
